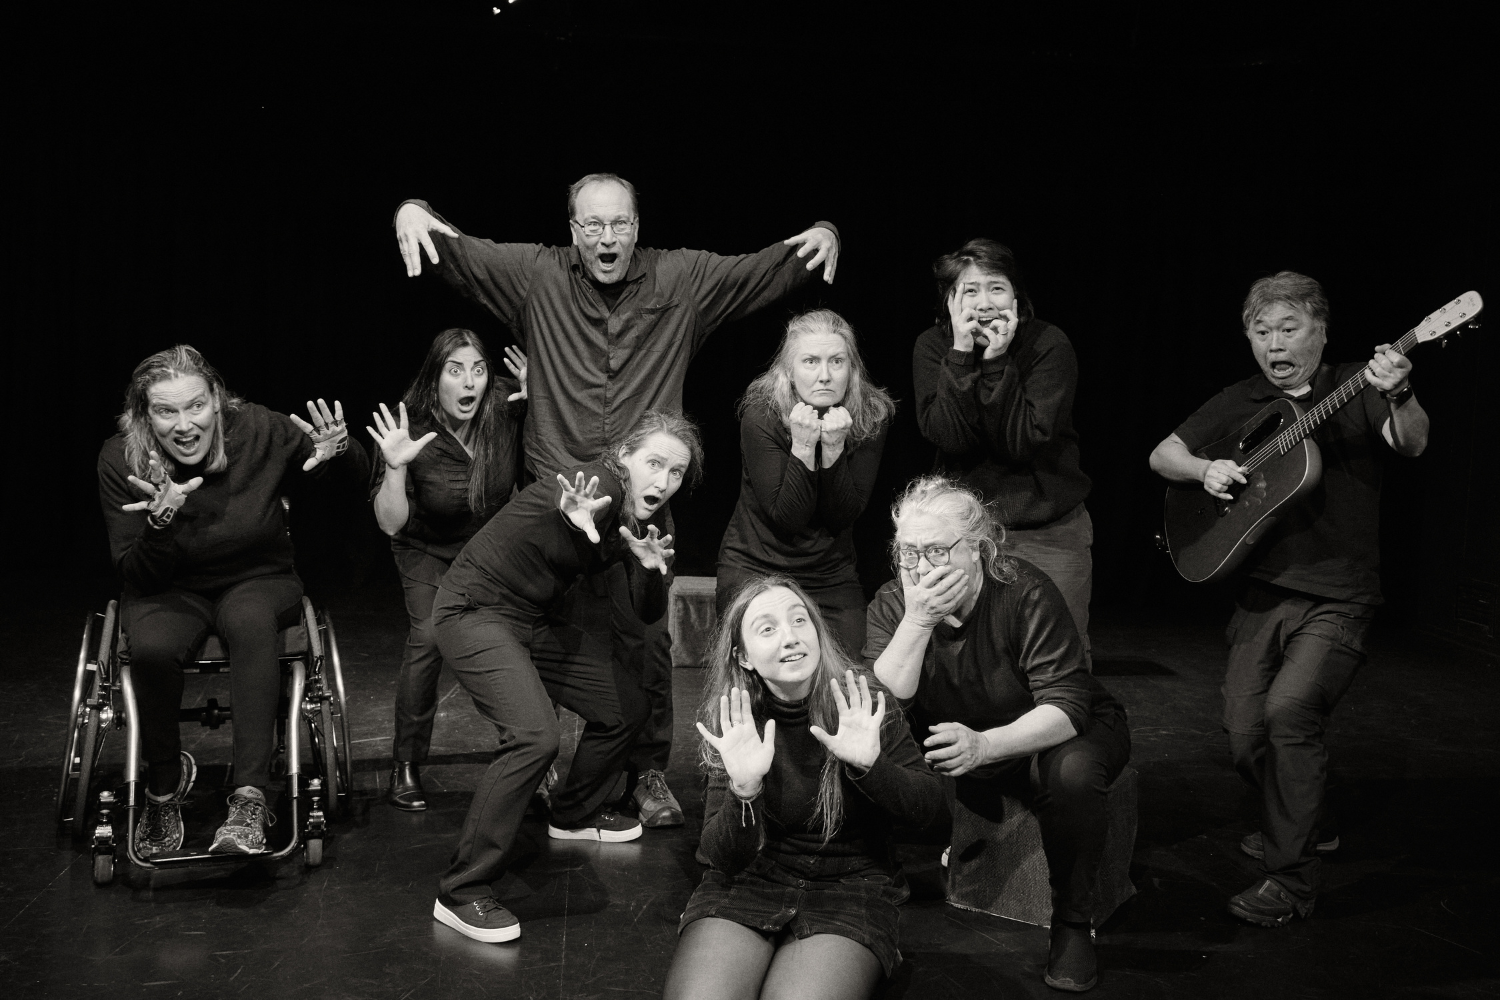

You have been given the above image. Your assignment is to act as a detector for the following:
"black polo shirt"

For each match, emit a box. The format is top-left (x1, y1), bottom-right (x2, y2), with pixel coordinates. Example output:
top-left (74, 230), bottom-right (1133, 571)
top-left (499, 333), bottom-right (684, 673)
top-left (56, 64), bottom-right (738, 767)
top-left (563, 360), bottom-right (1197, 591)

top-left (1173, 362), bottom-right (1390, 604)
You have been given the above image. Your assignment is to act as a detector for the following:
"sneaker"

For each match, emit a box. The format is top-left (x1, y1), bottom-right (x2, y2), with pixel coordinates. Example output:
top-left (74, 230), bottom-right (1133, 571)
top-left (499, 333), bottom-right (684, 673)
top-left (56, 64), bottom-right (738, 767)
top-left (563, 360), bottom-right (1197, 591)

top-left (548, 809), bottom-right (642, 843)
top-left (209, 786), bottom-right (274, 854)
top-left (135, 751), bottom-right (197, 858)
top-left (1044, 920), bottom-right (1097, 992)
top-left (1239, 830), bottom-right (1340, 860)
top-left (633, 770), bottom-right (684, 828)
top-left (432, 896), bottom-right (521, 943)
top-left (1227, 878), bottom-right (1315, 927)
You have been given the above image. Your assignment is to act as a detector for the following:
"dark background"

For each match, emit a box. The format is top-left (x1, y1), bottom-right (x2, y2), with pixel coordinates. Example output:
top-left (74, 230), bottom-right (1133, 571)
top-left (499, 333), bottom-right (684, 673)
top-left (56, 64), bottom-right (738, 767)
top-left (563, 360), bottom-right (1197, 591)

top-left (10, 1), bottom-right (1496, 651)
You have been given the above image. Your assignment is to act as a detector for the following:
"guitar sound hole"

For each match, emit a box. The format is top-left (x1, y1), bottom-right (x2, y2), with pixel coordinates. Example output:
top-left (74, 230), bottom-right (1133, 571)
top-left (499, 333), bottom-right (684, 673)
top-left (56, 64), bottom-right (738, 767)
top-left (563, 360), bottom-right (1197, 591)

top-left (1238, 411), bottom-right (1283, 454)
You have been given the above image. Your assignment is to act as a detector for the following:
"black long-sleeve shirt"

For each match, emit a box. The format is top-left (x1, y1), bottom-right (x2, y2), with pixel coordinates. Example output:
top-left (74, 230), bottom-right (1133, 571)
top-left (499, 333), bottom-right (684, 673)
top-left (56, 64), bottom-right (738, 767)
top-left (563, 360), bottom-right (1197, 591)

top-left (398, 200), bottom-right (838, 480)
top-left (97, 403), bottom-right (362, 595)
top-left (368, 393), bottom-right (523, 563)
top-left (717, 402), bottom-right (887, 590)
top-left (912, 319), bottom-right (1091, 529)
top-left (439, 461), bottom-right (666, 624)
top-left (699, 687), bottom-right (945, 877)
top-left (862, 558), bottom-right (1123, 780)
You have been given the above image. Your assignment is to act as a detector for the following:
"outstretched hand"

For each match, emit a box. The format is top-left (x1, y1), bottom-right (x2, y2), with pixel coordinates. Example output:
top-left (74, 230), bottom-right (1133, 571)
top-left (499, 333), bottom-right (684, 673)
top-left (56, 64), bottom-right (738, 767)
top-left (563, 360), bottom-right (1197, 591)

top-left (366, 401), bottom-right (438, 470)
top-left (783, 226), bottom-right (839, 283)
top-left (504, 346), bottom-right (528, 402)
top-left (122, 451), bottom-right (203, 526)
top-left (396, 202), bottom-right (459, 277)
top-left (620, 524), bottom-right (675, 576)
top-left (809, 670), bottom-right (886, 771)
top-left (696, 687), bottom-right (776, 798)
top-left (557, 472), bottom-right (611, 543)
top-left (289, 399), bottom-right (348, 471)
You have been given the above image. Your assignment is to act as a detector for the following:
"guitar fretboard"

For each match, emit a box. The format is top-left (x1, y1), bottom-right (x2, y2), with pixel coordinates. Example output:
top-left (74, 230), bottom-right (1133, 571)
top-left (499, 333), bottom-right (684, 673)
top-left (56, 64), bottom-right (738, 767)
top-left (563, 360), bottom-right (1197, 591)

top-left (1241, 328), bottom-right (1420, 472)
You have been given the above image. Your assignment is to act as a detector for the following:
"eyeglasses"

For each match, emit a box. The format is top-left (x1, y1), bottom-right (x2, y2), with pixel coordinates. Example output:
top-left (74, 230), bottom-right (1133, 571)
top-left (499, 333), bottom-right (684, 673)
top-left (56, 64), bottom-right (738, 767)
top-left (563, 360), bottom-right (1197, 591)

top-left (572, 218), bottom-right (637, 237)
top-left (896, 541), bottom-right (961, 569)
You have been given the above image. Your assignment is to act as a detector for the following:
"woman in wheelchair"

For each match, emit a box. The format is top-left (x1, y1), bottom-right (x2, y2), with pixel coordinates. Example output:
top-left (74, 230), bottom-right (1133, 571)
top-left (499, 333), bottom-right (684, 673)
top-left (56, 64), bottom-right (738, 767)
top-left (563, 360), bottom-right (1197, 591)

top-left (427, 409), bottom-right (699, 943)
top-left (367, 329), bottom-right (526, 813)
top-left (96, 344), bottom-right (361, 858)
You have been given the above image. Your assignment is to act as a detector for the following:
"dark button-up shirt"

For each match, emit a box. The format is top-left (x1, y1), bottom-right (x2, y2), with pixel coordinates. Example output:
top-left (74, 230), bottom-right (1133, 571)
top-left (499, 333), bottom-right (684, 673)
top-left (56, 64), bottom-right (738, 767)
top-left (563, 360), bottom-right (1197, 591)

top-left (1174, 361), bottom-right (1389, 604)
top-left (401, 200), bottom-right (838, 478)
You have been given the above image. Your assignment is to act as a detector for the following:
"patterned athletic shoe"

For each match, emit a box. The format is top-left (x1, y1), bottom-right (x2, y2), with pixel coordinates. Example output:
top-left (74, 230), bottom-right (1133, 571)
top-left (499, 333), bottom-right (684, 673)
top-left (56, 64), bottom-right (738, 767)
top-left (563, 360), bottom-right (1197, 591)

top-left (633, 770), bottom-right (684, 828)
top-left (134, 751), bottom-right (197, 858)
top-left (209, 786), bottom-right (274, 854)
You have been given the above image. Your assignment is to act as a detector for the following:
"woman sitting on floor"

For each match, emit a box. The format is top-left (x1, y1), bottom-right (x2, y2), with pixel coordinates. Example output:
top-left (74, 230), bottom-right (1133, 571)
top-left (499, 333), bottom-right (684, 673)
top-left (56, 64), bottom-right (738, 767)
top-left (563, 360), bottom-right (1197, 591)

top-left (663, 576), bottom-right (944, 1000)
top-left (367, 328), bottom-right (527, 812)
top-left (97, 344), bottom-right (363, 858)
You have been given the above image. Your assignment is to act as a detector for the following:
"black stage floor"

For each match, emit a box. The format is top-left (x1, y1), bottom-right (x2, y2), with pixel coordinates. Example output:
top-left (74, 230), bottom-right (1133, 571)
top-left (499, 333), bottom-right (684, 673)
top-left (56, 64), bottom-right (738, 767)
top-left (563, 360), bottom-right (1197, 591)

top-left (4, 577), bottom-right (1498, 1000)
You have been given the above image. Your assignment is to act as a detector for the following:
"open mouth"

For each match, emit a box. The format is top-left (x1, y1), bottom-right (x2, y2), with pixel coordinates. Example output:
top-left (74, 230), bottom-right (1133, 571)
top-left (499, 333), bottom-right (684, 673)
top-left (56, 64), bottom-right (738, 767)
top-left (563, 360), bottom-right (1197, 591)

top-left (779, 652), bottom-right (806, 663)
top-left (597, 252), bottom-right (619, 268)
top-left (171, 433), bottom-right (202, 453)
top-left (457, 394), bottom-right (477, 410)
top-left (641, 493), bottom-right (661, 510)
top-left (1270, 361), bottom-right (1296, 377)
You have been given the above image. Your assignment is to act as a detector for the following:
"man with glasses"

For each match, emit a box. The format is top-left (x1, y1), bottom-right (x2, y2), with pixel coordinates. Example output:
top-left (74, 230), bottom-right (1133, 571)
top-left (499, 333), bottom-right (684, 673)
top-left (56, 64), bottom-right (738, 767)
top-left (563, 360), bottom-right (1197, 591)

top-left (391, 173), bottom-right (839, 836)
top-left (864, 476), bottom-right (1129, 992)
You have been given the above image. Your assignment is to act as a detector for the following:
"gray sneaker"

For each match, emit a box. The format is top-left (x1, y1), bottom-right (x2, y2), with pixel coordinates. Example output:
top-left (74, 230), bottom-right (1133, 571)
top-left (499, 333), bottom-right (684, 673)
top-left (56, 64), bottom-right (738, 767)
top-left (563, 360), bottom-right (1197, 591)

top-left (134, 751), bottom-right (197, 858)
top-left (209, 786), bottom-right (274, 854)
top-left (633, 769), bottom-right (684, 828)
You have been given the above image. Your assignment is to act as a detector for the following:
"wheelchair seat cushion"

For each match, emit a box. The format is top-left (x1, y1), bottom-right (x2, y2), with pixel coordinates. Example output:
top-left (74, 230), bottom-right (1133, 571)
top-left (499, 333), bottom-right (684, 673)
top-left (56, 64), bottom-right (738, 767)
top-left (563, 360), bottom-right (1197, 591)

top-left (194, 624), bottom-right (309, 663)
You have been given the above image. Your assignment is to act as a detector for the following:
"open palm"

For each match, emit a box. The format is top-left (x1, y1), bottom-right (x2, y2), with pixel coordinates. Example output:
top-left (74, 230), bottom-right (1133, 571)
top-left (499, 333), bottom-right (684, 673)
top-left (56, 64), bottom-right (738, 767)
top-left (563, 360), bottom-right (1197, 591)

top-left (366, 401), bottom-right (438, 468)
top-left (557, 472), bottom-right (612, 543)
top-left (809, 671), bottom-right (886, 770)
top-left (696, 687), bottom-right (775, 796)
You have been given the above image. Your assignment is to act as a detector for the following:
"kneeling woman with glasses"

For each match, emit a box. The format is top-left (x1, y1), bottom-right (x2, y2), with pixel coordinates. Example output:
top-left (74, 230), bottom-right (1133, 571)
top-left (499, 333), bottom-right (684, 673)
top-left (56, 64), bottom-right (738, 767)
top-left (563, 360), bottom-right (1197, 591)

top-left (865, 476), bottom-right (1129, 992)
top-left (662, 576), bottom-right (944, 1000)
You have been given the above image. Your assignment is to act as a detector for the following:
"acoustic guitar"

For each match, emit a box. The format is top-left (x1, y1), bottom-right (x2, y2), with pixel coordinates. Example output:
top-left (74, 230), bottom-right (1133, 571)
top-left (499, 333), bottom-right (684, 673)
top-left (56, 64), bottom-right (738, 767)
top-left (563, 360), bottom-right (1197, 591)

top-left (1163, 290), bottom-right (1483, 583)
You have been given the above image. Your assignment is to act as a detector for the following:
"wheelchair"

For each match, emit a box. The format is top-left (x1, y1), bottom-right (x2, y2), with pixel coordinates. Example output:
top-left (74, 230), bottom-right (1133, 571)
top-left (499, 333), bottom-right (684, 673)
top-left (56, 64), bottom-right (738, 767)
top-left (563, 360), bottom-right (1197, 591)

top-left (55, 594), bottom-right (352, 884)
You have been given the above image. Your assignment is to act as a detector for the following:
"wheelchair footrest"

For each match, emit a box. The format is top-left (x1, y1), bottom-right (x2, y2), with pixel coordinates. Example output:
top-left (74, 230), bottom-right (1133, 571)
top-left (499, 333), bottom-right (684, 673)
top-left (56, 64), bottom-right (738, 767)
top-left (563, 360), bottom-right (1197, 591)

top-left (180, 698), bottom-right (232, 729)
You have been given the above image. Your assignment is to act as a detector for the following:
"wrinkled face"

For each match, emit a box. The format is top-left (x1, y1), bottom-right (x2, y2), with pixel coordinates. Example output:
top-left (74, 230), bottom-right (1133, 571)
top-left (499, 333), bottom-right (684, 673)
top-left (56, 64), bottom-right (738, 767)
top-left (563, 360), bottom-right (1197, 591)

top-left (953, 264), bottom-right (1017, 333)
top-left (570, 180), bottom-right (639, 285)
top-left (618, 431), bottom-right (691, 520)
top-left (1247, 302), bottom-right (1326, 392)
top-left (737, 586), bottom-right (821, 701)
top-left (895, 511), bottom-right (984, 598)
top-left (437, 345), bottom-right (489, 426)
top-left (789, 330), bottom-right (851, 408)
top-left (147, 375), bottom-right (220, 467)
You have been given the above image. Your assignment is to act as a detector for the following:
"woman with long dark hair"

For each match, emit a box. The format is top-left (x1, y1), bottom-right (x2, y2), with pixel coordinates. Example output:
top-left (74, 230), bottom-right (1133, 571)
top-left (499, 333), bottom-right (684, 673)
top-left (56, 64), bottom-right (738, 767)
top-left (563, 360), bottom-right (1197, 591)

top-left (662, 576), bottom-right (943, 1000)
top-left (367, 328), bottom-right (527, 810)
top-left (717, 308), bottom-right (895, 658)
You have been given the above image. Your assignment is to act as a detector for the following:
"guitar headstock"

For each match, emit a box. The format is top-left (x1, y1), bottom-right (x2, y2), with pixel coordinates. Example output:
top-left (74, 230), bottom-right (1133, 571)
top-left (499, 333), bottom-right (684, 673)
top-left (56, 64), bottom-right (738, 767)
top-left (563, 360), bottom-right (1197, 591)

top-left (1413, 290), bottom-right (1484, 344)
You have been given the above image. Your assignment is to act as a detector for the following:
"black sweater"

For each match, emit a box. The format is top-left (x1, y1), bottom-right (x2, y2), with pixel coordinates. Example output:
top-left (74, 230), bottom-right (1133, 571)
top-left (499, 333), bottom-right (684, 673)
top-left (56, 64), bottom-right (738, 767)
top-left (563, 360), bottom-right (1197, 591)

top-left (717, 402), bottom-right (887, 589)
top-left (439, 461), bottom-right (667, 624)
top-left (699, 687), bottom-right (945, 877)
top-left (912, 319), bottom-right (1091, 529)
top-left (97, 403), bottom-right (360, 595)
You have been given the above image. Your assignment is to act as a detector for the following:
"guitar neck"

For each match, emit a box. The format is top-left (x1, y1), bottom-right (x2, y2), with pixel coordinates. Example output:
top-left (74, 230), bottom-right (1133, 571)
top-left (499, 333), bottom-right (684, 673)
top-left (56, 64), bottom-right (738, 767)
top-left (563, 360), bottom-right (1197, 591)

top-left (1265, 328), bottom-right (1420, 457)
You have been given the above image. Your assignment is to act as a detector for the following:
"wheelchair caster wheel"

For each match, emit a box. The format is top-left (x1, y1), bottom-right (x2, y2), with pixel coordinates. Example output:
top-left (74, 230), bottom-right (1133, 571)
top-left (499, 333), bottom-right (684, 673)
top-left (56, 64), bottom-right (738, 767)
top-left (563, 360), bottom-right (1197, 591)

top-left (305, 838), bottom-right (323, 867)
top-left (92, 853), bottom-right (114, 886)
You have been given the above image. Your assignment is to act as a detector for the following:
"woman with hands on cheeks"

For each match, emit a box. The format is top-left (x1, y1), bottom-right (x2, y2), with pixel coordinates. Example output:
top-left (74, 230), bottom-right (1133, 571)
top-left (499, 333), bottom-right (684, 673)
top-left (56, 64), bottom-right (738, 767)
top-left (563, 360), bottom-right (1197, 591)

top-left (662, 577), bottom-right (944, 1000)
top-left (366, 329), bottom-right (526, 812)
top-left (863, 476), bottom-right (1129, 993)
top-left (97, 345), bottom-right (363, 860)
top-left (717, 309), bottom-right (896, 658)
top-left (425, 410), bottom-right (698, 945)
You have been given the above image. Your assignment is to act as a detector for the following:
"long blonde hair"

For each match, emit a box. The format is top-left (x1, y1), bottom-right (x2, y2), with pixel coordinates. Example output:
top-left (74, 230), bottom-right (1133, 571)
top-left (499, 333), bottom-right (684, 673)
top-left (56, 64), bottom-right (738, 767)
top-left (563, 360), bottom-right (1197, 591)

top-left (737, 308), bottom-right (896, 444)
top-left (116, 345), bottom-right (243, 480)
top-left (700, 574), bottom-right (897, 844)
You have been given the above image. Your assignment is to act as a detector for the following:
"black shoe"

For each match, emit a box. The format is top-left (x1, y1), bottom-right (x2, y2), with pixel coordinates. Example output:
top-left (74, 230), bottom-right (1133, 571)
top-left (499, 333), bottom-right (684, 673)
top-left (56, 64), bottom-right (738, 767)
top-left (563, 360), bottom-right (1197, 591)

top-left (433, 897), bottom-right (520, 943)
top-left (1239, 830), bottom-right (1339, 860)
top-left (1227, 878), bottom-right (1315, 927)
top-left (1044, 920), bottom-right (1097, 992)
top-left (389, 762), bottom-right (427, 812)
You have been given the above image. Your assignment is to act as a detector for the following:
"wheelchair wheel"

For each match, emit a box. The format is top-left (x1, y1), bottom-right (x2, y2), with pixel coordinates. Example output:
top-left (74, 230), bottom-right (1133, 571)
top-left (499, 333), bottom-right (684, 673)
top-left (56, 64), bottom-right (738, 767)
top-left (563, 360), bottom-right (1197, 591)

top-left (56, 612), bottom-right (96, 826)
top-left (322, 612), bottom-right (353, 813)
top-left (316, 698), bottom-right (341, 819)
top-left (70, 689), bottom-right (105, 840)
top-left (92, 851), bottom-right (115, 886)
top-left (305, 837), bottom-right (323, 867)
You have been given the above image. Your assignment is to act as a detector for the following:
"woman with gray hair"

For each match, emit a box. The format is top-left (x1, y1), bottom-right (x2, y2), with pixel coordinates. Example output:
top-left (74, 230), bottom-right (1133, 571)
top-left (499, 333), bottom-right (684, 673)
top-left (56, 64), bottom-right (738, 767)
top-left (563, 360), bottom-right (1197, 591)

top-left (97, 344), bottom-right (361, 860)
top-left (717, 308), bottom-right (895, 657)
top-left (864, 475), bottom-right (1129, 993)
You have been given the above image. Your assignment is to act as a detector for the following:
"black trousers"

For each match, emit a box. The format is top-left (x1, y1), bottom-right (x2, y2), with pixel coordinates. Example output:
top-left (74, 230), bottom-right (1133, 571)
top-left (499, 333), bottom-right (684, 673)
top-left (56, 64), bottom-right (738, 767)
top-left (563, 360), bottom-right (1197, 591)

top-left (390, 546), bottom-right (451, 763)
top-left (431, 582), bottom-right (650, 904)
top-left (122, 574), bottom-right (304, 791)
top-left (952, 709), bottom-right (1131, 925)
top-left (1222, 579), bottom-right (1375, 900)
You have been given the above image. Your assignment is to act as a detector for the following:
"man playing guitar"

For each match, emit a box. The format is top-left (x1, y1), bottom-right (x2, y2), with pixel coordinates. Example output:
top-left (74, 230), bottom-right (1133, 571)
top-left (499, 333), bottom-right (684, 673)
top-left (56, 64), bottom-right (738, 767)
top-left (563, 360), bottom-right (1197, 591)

top-left (1149, 271), bottom-right (1429, 927)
